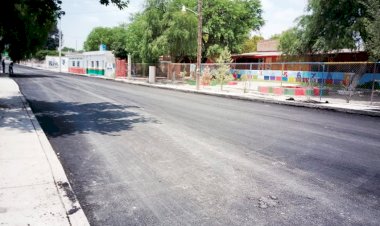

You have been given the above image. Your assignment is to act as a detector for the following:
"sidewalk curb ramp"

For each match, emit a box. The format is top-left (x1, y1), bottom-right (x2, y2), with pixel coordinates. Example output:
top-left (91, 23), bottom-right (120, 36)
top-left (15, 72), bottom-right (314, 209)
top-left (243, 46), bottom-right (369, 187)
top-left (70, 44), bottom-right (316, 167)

top-left (17, 82), bottom-right (90, 226)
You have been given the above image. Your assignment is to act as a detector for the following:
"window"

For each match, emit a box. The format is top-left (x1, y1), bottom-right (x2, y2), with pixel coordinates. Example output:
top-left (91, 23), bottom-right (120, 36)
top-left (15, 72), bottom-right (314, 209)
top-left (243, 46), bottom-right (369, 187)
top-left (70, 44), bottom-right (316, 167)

top-left (72, 61), bottom-right (75, 67)
top-left (96, 61), bottom-right (99, 68)
top-left (91, 61), bottom-right (94, 68)
top-left (77, 61), bottom-right (80, 67)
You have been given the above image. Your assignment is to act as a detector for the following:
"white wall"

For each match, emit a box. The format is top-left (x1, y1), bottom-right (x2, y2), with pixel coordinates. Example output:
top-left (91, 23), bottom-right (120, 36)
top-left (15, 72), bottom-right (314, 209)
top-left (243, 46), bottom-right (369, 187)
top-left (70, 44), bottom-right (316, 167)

top-left (45, 56), bottom-right (69, 72)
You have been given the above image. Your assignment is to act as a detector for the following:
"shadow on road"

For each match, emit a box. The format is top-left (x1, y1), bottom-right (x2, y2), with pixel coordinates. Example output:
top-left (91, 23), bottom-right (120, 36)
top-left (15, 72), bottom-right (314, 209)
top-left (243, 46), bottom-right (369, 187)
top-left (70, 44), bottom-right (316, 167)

top-left (10, 73), bottom-right (56, 79)
top-left (26, 99), bottom-right (155, 137)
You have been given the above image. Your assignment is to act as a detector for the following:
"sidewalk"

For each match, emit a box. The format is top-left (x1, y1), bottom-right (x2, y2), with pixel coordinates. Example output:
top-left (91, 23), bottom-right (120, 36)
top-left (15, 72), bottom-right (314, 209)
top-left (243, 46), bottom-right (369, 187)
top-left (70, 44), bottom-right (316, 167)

top-left (0, 75), bottom-right (89, 225)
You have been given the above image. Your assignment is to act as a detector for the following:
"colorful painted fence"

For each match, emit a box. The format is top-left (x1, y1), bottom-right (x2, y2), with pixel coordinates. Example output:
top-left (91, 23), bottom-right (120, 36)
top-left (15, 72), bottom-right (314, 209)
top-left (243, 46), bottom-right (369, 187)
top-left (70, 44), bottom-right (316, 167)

top-left (258, 86), bottom-right (329, 96)
top-left (231, 69), bottom-right (380, 85)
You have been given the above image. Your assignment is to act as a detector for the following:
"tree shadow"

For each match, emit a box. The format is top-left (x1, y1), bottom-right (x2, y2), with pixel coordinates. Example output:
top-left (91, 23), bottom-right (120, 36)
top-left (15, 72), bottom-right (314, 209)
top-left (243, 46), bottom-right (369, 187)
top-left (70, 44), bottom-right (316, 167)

top-left (0, 96), bottom-right (36, 133)
top-left (2, 96), bottom-right (157, 137)
top-left (10, 73), bottom-right (56, 79)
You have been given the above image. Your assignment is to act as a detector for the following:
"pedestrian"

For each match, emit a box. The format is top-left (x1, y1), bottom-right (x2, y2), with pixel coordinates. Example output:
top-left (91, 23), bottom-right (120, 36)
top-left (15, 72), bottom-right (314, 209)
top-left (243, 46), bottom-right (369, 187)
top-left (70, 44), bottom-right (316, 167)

top-left (8, 61), bottom-right (13, 75)
top-left (1, 59), bottom-right (5, 74)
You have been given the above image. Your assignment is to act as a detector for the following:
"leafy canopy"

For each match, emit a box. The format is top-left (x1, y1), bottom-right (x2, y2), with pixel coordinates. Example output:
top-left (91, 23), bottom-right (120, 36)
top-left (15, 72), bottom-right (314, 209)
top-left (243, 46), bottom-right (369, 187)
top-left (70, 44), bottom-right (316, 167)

top-left (121, 0), bottom-right (264, 63)
top-left (279, 0), bottom-right (380, 60)
top-left (242, 35), bottom-right (264, 52)
top-left (0, 0), bottom-right (129, 61)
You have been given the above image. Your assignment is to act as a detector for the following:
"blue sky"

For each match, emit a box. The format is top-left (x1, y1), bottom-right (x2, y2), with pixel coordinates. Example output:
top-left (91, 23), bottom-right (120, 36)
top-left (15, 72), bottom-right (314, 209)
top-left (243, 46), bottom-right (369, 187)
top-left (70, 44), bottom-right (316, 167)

top-left (61, 0), bottom-right (307, 50)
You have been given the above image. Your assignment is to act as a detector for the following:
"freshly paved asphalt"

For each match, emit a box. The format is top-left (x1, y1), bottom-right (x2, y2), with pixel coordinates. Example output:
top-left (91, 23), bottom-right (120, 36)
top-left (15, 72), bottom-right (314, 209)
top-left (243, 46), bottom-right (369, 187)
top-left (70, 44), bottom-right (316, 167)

top-left (12, 65), bottom-right (380, 225)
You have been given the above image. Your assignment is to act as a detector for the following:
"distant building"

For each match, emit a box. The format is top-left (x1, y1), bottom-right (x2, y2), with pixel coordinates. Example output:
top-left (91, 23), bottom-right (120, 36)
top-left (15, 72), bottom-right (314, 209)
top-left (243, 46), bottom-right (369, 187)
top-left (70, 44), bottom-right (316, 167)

top-left (66, 51), bottom-right (116, 77)
top-left (232, 39), bottom-right (369, 64)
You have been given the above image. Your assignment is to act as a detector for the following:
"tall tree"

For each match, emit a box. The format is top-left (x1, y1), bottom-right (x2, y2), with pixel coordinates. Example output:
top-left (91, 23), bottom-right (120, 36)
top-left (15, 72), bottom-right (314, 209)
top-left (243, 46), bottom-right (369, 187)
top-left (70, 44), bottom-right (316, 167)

top-left (0, 0), bottom-right (129, 61)
top-left (279, 0), bottom-right (380, 60)
top-left (363, 0), bottom-right (380, 61)
top-left (123, 0), bottom-right (264, 63)
top-left (242, 35), bottom-right (263, 52)
top-left (203, 0), bottom-right (264, 59)
top-left (45, 23), bottom-right (61, 50)
top-left (84, 27), bottom-right (113, 51)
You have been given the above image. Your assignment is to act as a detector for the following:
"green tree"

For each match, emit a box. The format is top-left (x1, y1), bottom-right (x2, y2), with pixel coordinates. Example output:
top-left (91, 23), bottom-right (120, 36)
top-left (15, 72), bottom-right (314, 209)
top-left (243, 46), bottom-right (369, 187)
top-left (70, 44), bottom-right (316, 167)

top-left (0, 0), bottom-right (129, 61)
top-left (84, 27), bottom-right (113, 51)
top-left (280, 0), bottom-right (380, 60)
top-left (45, 23), bottom-right (61, 50)
top-left (124, 14), bottom-right (146, 62)
top-left (214, 47), bottom-right (234, 90)
top-left (242, 35), bottom-right (263, 52)
top-left (83, 25), bottom-right (129, 59)
top-left (203, 0), bottom-right (264, 60)
top-left (123, 0), bottom-right (263, 63)
top-left (278, 28), bottom-right (300, 54)
top-left (62, 46), bottom-right (75, 52)
top-left (363, 0), bottom-right (380, 61)
top-left (34, 50), bottom-right (61, 61)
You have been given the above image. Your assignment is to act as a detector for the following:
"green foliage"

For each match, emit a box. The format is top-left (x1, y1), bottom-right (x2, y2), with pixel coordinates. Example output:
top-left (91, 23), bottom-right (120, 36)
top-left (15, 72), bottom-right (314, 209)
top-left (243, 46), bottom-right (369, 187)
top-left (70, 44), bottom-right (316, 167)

top-left (214, 47), bottom-right (234, 90)
top-left (278, 28), bottom-right (302, 55)
top-left (34, 50), bottom-right (61, 61)
top-left (62, 47), bottom-right (76, 52)
top-left (0, 0), bottom-right (63, 61)
top-left (280, 0), bottom-right (380, 60)
top-left (83, 25), bottom-right (129, 58)
top-left (363, 0), bottom-right (380, 61)
top-left (269, 34), bottom-right (281, 40)
top-left (203, 0), bottom-right (264, 60)
top-left (123, 0), bottom-right (264, 63)
top-left (242, 35), bottom-right (263, 53)
top-left (84, 27), bottom-right (112, 51)
top-left (0, 0), bottom-right (129, 61)
top-left (45, 23), bottom-right (61, 50)
top-left (99, 0), bottom-right (129, 9)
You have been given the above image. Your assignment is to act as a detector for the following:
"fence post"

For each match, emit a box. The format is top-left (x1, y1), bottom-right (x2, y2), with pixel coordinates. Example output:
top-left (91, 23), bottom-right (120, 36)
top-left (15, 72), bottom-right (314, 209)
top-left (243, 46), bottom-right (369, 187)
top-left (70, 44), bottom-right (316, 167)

top-left (281, 63), bottom-right (284, 87)
top-left (320, 63), bottom-right (325, 101)
top-left (127, 54), bottom-right (132, 79)
top-left (370, 63), bottom-right (377, 105)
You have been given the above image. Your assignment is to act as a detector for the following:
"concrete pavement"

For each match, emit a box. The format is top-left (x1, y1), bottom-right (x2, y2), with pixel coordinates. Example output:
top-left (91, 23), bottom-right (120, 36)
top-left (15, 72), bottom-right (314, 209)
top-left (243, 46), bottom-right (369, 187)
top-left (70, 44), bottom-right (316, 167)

top-left (0, 75), bottom-right (89, 225)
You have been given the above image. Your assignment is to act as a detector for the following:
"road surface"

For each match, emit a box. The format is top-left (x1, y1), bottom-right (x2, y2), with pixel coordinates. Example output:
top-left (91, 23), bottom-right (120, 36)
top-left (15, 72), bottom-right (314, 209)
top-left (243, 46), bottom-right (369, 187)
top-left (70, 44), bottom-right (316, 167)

top-left (12, 65), bottom-right (380, 225)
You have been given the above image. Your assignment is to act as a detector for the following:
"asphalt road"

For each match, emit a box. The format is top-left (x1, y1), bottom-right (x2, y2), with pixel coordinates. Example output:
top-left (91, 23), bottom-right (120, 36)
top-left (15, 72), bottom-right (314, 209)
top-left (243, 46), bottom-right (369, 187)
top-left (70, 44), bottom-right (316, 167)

top-left (12, 65), bottom-right (380, 225)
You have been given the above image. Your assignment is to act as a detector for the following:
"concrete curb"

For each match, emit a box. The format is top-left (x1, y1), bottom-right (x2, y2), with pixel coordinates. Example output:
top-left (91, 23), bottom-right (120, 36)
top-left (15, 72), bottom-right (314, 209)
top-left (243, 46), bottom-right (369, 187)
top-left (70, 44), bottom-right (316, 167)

top-left (16, 82), bottom-right (90, 226)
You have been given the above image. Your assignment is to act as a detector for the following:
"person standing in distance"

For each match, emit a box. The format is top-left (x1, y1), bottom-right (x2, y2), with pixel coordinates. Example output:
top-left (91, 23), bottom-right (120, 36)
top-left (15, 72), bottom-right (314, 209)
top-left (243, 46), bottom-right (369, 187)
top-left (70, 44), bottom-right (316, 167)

top-left (1, 59), bottom-right (5, 74)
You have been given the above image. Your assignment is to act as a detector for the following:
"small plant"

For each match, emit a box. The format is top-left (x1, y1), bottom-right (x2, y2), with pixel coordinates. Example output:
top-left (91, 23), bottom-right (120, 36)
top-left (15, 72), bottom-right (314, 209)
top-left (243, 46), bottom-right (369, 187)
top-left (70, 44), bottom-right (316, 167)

top-left (201, 66), bottom-right (212, 85)
top-left (180, 69), bottom-right (187, 78)
top-left (214, 47), bottom-right (234, 91)
top-left (241, 74), bottom-right (249, 93)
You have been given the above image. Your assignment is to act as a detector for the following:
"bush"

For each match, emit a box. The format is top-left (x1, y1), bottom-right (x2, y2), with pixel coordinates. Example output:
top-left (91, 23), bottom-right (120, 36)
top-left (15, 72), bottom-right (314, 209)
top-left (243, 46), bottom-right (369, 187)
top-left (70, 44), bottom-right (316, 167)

top-left (34, 50), bottom-right (62, 61)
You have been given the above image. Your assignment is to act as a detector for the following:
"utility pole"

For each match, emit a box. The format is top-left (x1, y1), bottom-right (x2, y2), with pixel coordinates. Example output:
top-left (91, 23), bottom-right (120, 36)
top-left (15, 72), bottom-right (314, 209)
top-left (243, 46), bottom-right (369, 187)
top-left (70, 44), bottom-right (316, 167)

top-left (59, 18), bottom-right (62, 73)
top-left (196, 0), bottom-right (203, 90)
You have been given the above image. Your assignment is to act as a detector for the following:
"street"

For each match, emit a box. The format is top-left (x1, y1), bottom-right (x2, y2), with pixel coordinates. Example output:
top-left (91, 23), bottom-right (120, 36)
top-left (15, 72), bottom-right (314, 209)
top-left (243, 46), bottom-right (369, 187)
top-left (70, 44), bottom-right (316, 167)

top-left (12, 65), bottom-right (380, 225)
